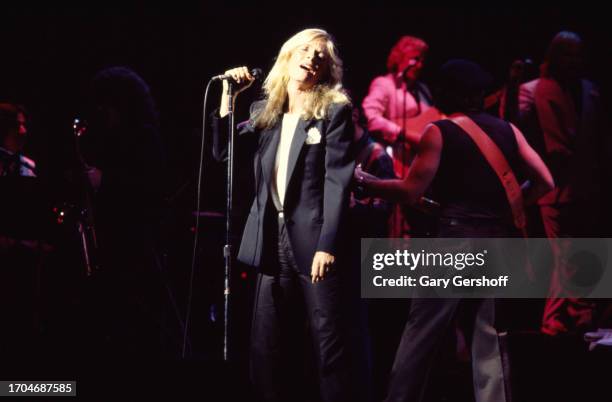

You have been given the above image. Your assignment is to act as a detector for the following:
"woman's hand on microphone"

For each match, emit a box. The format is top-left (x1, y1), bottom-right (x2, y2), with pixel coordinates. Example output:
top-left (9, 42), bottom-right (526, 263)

top-left (222, 66), bottom-right (256, 93)
top-left (220, 66), bottom-right (256, 117)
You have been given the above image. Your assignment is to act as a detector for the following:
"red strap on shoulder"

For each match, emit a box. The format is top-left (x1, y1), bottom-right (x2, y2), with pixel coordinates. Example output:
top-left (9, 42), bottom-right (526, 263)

top-left (449, 115), bottom-right (526, 232)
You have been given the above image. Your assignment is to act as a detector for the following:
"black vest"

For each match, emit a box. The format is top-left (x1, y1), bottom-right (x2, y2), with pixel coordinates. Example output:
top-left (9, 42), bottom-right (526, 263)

top-left (432, 112), bottom-right (523, 224)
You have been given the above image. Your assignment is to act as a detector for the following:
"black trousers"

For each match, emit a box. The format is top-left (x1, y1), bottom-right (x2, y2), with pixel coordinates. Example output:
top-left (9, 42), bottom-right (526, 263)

top-left (250, 214), bottom-right (351, 402)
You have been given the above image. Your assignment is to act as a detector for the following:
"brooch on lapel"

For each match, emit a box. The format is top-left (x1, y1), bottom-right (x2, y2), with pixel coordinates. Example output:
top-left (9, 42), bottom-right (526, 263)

top-left (305, 127), bottom-right (322, 145)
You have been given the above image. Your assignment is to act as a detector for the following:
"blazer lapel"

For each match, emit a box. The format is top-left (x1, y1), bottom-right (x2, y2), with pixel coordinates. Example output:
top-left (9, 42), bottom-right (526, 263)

top-left (285, 118), bottom-right (310, 191)
top-left (260, 122), bottom-right (281, 190)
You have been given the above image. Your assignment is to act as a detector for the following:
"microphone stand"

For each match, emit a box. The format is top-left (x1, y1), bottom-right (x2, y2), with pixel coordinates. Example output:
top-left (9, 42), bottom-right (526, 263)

top-left (223, 82), bottom-right (235, 362)
top-left (71, 118), bottom-right (100, 277)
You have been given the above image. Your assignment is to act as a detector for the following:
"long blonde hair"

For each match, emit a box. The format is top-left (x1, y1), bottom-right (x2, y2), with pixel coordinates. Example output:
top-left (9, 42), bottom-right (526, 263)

top-left (254, 28), bottom-right (350, 129)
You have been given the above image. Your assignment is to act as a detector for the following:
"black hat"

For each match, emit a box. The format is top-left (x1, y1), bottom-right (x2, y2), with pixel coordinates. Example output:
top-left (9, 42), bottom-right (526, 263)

top-left (438, 59), bottom-right (493, 96)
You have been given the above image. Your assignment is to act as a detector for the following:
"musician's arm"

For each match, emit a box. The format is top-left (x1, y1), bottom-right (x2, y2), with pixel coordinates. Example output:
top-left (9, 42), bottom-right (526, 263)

top-left (356, 124), bottom-right (442, 204)
top-left (362, 77), bottom-right (402, 144)
top-left (511, 123), bottom-right (554, 205)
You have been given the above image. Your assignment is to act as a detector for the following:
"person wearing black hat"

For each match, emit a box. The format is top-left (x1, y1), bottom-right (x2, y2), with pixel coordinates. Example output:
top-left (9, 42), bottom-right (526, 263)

top-left (356, 59), bottom-right (554, 402)
top-left (83, 66), bottom-right (167, 358)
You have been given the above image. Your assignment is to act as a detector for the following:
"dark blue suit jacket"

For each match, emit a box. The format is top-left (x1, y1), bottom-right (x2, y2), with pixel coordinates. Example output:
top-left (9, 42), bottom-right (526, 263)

top-left (213, 100), bottom-right (354, 274)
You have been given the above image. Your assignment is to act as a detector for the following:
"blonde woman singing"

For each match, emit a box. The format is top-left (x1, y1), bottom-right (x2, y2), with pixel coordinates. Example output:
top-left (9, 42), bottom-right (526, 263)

top-left (212, 28), bottom-right (355, 402)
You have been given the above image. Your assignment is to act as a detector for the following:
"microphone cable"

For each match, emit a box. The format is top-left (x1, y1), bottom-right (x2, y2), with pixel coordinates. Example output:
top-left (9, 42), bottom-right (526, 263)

top-left (182, 78), bottom-right (214, 359)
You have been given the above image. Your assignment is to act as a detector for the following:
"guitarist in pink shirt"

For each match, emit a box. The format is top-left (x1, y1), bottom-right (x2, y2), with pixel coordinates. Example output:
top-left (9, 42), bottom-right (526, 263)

top-left (363, 36), bottom-right (442, 238)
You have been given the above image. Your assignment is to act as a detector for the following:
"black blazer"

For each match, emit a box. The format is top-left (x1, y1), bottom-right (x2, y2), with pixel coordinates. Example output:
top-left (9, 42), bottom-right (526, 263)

top-left (213, 100), bottom-right (354, 274)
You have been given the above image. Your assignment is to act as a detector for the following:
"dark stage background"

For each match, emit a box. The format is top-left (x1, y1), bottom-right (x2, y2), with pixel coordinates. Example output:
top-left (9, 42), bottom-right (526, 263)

top-left (2, 5), bottom-right (611, 201)
top-left (1, 4), bottom-right (611, 401)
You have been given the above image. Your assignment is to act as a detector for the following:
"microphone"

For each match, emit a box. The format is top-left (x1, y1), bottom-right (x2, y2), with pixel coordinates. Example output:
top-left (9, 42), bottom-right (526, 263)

top-left (211, 68), bottom-right (263, 82)
top-left (401, 59), bottom-right (418, 73)
top-left (397, 59), bottom-right (419, 80)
